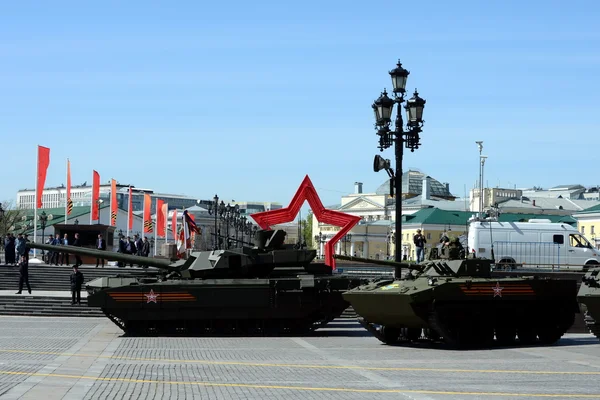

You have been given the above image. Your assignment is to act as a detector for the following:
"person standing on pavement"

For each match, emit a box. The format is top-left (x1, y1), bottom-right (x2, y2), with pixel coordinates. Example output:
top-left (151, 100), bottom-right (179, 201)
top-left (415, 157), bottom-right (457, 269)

top-left (15, 255), bottom-right (31, 294)
top-left (70, 265), bottom-right (84, 305)
top-left (95, 234), bottom-right (106, 268)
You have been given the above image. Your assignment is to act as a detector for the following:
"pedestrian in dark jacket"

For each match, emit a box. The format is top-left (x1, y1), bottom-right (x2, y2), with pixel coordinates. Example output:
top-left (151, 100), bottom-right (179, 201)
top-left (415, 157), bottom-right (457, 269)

top-left (70, 265), bottom-right (84, 305)
top-left (15, 255), bottom-right (31, 294)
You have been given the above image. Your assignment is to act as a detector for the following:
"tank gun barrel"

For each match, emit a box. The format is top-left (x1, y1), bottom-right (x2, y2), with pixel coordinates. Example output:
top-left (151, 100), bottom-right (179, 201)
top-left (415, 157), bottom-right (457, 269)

top-left (333, 254), bottom-right (424, 275)
top-left (28, 242), bottom-right (173, 270)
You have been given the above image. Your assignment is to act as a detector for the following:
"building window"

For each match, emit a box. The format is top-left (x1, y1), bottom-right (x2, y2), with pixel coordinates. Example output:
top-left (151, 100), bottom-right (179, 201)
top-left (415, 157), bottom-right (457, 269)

top-left (582, 226), bottom-right (585, 235)
top-left (427, 233), bottom-right (431, 240)
top-left (592, 226), bottom-right (596, 234)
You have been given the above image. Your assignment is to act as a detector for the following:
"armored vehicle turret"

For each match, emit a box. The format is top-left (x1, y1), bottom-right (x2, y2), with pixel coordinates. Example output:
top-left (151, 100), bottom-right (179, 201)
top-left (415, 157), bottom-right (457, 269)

top-left (340, 246), bottom-right (579, 348)
top-left (577, 268), bottom-right (600, 340)
top-left (29, 229), bottom-right (365, 336)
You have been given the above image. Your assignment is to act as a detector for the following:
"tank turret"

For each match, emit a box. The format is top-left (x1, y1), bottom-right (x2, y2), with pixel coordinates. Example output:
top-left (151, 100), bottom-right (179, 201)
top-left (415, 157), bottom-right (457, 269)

top-left (28, 229), bottom-right (324, 279)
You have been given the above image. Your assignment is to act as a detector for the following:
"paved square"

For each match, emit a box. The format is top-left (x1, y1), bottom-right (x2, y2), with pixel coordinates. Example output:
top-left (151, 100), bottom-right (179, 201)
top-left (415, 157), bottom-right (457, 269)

top-left (0, 316), bottom-right (600, 399)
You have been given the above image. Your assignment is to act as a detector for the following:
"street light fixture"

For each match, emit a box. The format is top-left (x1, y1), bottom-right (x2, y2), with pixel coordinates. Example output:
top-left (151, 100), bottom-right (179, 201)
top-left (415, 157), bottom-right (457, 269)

top-left (97, 199), bottom-right (104, 225)
top-left (342, 233), bottom-right (352, 256)
top-left (207, 194), bottom-right (225, 250)
top-left (372, 59), bottom-right (426, 264)
top-left (313, 231), bottom-right (325, 258)
top-left (39, 211), bottom-right (48, 256)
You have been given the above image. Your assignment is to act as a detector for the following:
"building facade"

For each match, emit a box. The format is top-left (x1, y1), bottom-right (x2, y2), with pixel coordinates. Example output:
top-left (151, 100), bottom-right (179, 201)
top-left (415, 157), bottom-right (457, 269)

top-left (17, 184), bottom-right (199, 214)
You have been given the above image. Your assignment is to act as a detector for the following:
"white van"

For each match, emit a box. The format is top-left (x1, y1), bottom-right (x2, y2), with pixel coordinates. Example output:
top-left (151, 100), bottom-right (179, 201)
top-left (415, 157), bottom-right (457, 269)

top-left (467, 219), bottom-right (600, 270)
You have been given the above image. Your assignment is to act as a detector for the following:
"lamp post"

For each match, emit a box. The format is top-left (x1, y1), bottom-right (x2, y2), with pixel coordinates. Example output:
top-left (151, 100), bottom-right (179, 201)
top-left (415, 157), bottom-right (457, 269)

top-left (313, 232), bottom-right (325, 258)
top-left (97, 199), bottom-right (104, 225)
top-left (39, 211), bottom-right (48, 256)
top-left (475, 141), bottom-right (488, 218)
top-left (371, 60), bottom-right (426, 263)
top-left (342, 233), bottom-right (352, 256)
top-left (207, 195), bottom-right (225, 249)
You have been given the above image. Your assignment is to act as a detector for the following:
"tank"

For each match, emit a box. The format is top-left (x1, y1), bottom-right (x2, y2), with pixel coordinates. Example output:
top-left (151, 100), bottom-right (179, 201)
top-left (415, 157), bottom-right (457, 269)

top-left (577, 268), bottom-right (600, 340)
top-left (339, 245), bottom-right (580, 348)
top-left (29, 229), bottom-right (366, 336)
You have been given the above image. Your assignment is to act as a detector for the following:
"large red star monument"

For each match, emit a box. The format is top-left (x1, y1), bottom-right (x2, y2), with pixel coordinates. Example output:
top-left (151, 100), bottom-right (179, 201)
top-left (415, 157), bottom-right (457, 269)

top-left (250, 175), bottom-right (361, 269)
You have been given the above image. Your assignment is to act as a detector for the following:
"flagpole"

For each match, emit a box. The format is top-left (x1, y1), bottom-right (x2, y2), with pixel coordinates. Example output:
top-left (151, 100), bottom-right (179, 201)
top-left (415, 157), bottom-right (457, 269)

top-left (126, 186), bottom-right (131, 238)
top-left (89, 172), bottom-right (93, 225)
top-left (154, 199), bottom-right (157, 256)
top-left (65, 159), bottom-right (68, 225)
top-left (165, 207), bottom-right (168, 247)
top-left (33, 148), bottom-right (38, 258)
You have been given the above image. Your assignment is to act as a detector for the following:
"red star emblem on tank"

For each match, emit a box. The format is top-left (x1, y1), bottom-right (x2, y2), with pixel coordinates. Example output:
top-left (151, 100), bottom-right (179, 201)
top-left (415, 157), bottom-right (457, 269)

top-left (145, 289), bottom-right (159, 303)
top-left (250, 175), bottom-right (361, 269)
top-left (492, 282), bottom-right (504, 298)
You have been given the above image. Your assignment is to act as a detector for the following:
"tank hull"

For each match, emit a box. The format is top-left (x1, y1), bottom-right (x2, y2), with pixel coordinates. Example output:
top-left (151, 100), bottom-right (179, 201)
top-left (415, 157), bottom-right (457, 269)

top-left (344, 276), bottom-right (579, 348)
top-left (88, 276), bottom-right (364, 336)
top-left (577, 269), bottom-right (600, 340)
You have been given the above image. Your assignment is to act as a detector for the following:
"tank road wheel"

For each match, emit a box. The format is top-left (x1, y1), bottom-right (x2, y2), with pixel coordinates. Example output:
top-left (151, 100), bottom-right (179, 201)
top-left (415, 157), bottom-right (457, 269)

top-left (473, 322), bottom-right (495, 348)
top-left (517, 327), bottom-right (537, 345)
top-left (380, 326), bottom-right (401, 344)
top-left (537, 327), bottom-right (563, 344)
top-left (403, 328), bottom-right (422, 342)
top-left (495, 327), bottom-right (517, 346)
top-left (537, 309), bottom-right (575, 345)
top-left (424, 328), bottom-right (440, 341)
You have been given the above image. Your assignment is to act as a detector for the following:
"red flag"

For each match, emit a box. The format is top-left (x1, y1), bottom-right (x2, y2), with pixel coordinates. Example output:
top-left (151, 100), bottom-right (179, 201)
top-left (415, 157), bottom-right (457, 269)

top-left (36, 145), bottom-right (50, 208)
top-left (128, 186), bottom-right (133, 230)
top-left (66, 159), bottom-right (73, 215)
top-left (110, 179), bottom-right (117, 226)
top-left (156, 199), bottom-right (166, 237)
top-left (91, 170), bottom-right (100, 221)
top-left (171, 209), bottom-right (178, 240)
top-left (143, 194), bottom-right (153, 233)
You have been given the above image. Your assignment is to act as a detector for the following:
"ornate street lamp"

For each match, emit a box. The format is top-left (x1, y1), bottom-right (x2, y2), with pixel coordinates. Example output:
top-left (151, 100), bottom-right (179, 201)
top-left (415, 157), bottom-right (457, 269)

top-left (97, 199), bottom-right (104, 225)
top-left (372, 59), bottom-right (426, 264)
top-left (313, 231), bottom-right (325, 258)
top-left (207, 195), bottom-right (225, 249)
top-left (39, 211), bottom-right (48, 256)
top-left (342, 233), bottom-right (352, 256)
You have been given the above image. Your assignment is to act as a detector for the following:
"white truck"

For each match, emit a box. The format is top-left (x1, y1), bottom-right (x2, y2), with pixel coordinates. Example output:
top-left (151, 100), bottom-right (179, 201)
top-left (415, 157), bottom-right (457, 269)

top-left (467, 219), bottom-right (600, 270)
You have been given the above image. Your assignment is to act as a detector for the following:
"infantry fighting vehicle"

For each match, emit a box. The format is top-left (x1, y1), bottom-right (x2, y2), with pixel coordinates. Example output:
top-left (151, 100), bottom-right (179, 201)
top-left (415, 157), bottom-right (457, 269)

top-left (29, 229), bottom-right (365, 336)
top-left (340, 244), bottom-right (579, 348)
top-left (577, 269), bottom-right (600, 340)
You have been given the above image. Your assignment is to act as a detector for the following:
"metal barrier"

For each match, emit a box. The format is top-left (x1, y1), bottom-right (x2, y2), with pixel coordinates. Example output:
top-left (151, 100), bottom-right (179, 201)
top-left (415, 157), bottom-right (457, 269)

top-left (492, 241), bottom-right (567, 270)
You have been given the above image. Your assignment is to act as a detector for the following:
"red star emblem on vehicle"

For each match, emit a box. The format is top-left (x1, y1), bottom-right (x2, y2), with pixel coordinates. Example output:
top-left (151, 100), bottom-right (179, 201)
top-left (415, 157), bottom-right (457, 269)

top-left (145, 289), bottom-right (159, 303)
top-left (492, 282), bottom-right (504, 298)
top-left (250, 175), bottom-right (361, 269)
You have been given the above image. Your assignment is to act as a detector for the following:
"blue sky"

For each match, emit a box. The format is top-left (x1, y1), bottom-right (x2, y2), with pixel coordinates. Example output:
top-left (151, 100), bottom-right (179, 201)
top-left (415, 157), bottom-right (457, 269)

top-left (1, 0), bottom-right (599, 210)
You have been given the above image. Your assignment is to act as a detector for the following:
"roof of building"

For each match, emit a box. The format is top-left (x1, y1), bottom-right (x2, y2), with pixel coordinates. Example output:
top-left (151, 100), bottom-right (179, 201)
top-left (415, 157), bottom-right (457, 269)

top-left (375, 170), bottom-right (453, 198)
top-left (498, 197), bottom-right (600, 212)
top-left (10, 204), bottom-right (111, 233)
top-left (574, 203), bottom-right (600, 214)
top-left (402, 208), bottom-right (577, 227)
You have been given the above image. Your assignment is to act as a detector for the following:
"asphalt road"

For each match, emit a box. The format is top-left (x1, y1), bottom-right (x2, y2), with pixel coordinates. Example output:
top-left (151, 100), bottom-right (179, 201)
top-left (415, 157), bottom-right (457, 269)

top-left (0, 316), bottom-right (599, 399)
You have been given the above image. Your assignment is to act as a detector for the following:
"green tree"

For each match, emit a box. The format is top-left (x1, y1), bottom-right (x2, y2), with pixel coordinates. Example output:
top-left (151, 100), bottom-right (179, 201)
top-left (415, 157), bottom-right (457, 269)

top-left (302, 210), bottom-right (314, 248)
top-left (0, 200), bottom-right (25, 237)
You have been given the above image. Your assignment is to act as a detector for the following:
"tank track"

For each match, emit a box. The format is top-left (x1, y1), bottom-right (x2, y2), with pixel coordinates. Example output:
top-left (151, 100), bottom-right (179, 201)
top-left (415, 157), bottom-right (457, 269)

top-left (359, 303), bottom-right (576, 348)
top-left (103, 310), bottom-right (338, 337)
top-left (584, 313), bottom-right (600, 340)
